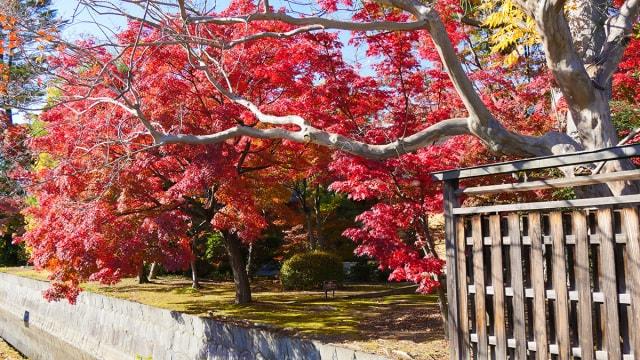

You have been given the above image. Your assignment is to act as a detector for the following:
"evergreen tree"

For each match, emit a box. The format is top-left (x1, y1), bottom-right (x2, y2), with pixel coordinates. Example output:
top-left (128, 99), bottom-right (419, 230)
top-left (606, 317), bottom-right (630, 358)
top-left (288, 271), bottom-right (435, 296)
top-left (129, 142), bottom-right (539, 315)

top-left (1, 0), bottom-right (58, 124)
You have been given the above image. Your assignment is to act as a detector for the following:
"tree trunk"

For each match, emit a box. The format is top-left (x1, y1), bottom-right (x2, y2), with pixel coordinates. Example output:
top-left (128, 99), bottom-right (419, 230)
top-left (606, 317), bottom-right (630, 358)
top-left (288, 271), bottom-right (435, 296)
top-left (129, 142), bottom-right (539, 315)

top-left (148, 262), bottom-right (158, 280)
top-left (222, 232), bottom-right (252, 304)
top-left (245, 243), bottom-right (253, 276)
top-left (542, 0), bottom-right (640, 196)
top-left (565, 92), bottom-right (640, 196)
top-left (313, 188), bottom-right (327, 250)
top-left (137, 261), bottom-right (149, 284)
top-left (567, 0), bottom-right (607, 64)
top-left (313, 185), bottom-right (327, 250)
top-left (4, 53), bottom-right (12, 126)
top-left (190, 259), bottom-right (201, 289)
top-left (5, 108), bottom-right (12, 126)
top-left (436, 274), bottom-right (448, 338)
top-left (304, 212), bottom-right (316, 249)
top-left (417, 215), bottom-right (450, 337)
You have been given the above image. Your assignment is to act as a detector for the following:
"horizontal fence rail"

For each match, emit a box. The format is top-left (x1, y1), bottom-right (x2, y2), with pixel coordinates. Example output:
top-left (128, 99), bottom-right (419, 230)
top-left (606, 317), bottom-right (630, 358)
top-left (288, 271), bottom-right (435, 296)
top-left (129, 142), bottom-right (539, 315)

top-left (456, 169), bottom-right (640, 195)
top-left (452, 194), bottom-right (640, 215)
top-left (431, 143), bottom-right (640, 181)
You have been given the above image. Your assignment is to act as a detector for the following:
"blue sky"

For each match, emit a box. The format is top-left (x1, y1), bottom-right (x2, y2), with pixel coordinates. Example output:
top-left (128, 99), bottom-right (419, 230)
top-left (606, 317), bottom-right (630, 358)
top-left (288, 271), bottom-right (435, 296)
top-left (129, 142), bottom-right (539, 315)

top-left (50, 0), bottom-right (370, 67)
top-left (53, 0), bottom-right (131, 39)
top-left (14, 0), bottom-right (374, 123)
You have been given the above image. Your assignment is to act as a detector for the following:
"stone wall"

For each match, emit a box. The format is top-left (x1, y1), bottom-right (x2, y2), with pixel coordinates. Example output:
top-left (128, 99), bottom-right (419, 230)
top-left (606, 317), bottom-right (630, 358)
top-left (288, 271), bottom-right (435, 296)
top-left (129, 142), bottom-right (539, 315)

top-left (0, 272), bottom-right (387, 360)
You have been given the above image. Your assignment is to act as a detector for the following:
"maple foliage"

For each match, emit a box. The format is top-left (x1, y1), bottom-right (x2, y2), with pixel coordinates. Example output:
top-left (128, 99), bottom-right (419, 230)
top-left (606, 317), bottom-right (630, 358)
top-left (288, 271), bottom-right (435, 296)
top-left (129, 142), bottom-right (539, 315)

top-left (325, 0), bottom-right (561, 292)
top-left (12, 0), bottom-right (640, 309)
top-left (613, 28), bottom-right (640, 104)
top-left (20, 2), bottom-right (387, 301)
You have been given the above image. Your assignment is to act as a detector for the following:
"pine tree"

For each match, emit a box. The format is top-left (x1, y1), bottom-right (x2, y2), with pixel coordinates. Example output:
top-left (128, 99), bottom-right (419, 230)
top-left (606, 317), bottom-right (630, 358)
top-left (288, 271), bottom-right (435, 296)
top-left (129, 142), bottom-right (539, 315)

top-left (0, 0), bottom-right (58, 124)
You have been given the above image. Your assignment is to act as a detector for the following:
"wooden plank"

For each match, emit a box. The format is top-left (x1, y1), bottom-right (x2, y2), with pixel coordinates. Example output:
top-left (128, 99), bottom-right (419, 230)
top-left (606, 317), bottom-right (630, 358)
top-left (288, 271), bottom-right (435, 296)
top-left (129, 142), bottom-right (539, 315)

top-left (452, 194), bottom-right (640, 215)
top-left (456, 217), bottom-right (470, 359)
top-left (528, 212), bottom-right (549, 360)
top-left (508, 213), bottom-right (527, 359)
top-left (457, 169), bottom-right (640, 195)
top-left (622, 207), bottom-right (640, 359)
top-left (597, 208), bottom-right (621, 359)
top-left (468, 233), bottom-right (628, 247)
top-left (472, 215), bottom-right (488, 358)
top-left (467, 335), bottom-right (636, 360)
top-left (443, 180), bottom-right (461, 360)
top-left (550, 211), bottom-right (570, 360)
top-left (468, 285), bottom-right (631, 304)
top-left (431, 143), bottom-right (640, 181)
top-left (573, 211), bottom-right (594, 360)
top-left (490, 215), bottom-right (507, 360)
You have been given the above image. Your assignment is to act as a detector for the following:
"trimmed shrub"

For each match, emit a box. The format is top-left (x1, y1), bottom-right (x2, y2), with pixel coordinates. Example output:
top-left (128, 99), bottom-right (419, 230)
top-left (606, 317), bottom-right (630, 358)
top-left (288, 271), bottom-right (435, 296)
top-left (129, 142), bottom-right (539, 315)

top-left (347, 260), bottom-right (392, 282)
top-left (280, 251), bottom-right (344, 290)
top-left (347, 261), bottom-right (376, 282)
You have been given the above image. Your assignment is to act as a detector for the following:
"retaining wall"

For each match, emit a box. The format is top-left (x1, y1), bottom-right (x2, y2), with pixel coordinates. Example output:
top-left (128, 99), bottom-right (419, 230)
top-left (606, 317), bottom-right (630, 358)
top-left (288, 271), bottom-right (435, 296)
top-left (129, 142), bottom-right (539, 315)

top-left (0, 272), bottom-right (386, 360)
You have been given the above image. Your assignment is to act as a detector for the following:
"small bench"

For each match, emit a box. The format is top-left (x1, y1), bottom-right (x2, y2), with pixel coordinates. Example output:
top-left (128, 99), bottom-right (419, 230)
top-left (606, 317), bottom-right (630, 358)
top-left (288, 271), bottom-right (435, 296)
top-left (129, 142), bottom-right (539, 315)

top-left (323, 280), bottom-right (337, 299)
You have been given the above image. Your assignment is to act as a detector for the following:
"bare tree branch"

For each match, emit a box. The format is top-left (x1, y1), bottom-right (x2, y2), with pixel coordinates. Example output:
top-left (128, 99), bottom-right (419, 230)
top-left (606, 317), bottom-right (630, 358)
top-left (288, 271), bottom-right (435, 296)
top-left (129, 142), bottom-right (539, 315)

top-left (38, 1), bottom-right (589, 163)
top-left (157, 118), bottom-right (471, 160)
top-left (186, 12), bottom-right (428, 32)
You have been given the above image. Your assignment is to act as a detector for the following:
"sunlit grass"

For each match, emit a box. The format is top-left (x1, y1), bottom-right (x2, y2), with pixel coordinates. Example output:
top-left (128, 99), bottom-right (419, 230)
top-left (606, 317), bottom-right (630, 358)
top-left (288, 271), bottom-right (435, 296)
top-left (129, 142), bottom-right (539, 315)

top-left (0, 337), bottom-right (26, 360)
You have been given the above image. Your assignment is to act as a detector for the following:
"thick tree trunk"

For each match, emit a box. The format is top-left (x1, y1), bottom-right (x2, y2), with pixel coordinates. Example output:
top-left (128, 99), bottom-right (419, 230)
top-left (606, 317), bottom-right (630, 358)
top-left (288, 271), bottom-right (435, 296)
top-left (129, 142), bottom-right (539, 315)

top-left (190, 259), bottom-right (201, 289)
top-left (137, 261), bottom-right (149, 284)
top-left (564, 93), bottom-right (640, 196)
top-left (222, 233), bottom-right (252, 304)
top-left (536, 0), bottom-right (640, 196)
top-left (567, 0), bottom-right (607, 64)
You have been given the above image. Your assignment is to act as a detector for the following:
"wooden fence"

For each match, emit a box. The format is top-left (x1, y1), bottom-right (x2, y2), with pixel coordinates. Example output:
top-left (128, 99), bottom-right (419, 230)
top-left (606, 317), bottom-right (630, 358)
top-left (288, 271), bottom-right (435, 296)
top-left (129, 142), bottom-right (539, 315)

top-left (431, 143), bottom-right (640, 360)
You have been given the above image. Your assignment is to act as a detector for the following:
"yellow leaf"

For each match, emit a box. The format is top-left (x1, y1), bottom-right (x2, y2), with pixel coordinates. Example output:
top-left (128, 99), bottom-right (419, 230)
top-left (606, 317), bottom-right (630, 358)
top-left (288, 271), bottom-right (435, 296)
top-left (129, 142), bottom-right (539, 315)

top-left (504, 51), bottom-right (520, 66)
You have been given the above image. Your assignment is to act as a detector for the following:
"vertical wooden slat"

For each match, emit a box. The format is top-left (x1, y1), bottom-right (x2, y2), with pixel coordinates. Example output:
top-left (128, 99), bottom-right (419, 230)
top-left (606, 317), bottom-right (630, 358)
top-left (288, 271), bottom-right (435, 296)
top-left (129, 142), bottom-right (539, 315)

top-left (490, 215), bottom-right (507, 360)
top-left (622, 207), bottom-right (640, 358)
top-left (528, 212), bottom-right (548, 360)
top-left (573, 211), bottom-right (594, 360)
top-left (622, 208), bottom-right (640, 359)
top-left (550, 211), bottom-right (570, 360)
top-left (472, 215), bottom-right (488, 358)
top-left (598, 208), bottom-right (621, 358)
top-left (443, 180), bottom-right (461, 360)
top-left (456, 217), bottom-right (470, 359)
top-left (508, 213), bottom-right (526, 359)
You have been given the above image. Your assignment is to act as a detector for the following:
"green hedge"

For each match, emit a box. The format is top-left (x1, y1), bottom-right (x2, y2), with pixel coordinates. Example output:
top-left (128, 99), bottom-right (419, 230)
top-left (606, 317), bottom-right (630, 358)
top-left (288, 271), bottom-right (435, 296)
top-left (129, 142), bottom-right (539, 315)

top-left (280, 251), bottom-right (344, 290)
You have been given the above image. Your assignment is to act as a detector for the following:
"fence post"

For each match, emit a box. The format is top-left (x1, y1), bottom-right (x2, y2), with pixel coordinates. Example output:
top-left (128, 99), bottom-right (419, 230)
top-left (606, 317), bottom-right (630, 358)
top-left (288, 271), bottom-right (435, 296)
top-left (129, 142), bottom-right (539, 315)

top-left (443, 179), bottom-right (461, 360)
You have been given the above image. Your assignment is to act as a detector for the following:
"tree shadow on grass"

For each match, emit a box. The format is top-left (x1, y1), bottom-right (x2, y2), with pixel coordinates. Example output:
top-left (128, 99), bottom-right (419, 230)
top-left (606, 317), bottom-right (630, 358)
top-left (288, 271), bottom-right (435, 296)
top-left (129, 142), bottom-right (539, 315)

top-left (91, 277), bottom-right (445, 350)
top-left (173, 290), bottom-right (442, 344)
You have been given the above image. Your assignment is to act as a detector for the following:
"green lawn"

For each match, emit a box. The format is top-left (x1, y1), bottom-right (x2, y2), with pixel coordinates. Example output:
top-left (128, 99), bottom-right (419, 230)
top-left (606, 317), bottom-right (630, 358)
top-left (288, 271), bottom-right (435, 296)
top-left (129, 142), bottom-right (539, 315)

top-left (0, 267), bottom-right (448, 360)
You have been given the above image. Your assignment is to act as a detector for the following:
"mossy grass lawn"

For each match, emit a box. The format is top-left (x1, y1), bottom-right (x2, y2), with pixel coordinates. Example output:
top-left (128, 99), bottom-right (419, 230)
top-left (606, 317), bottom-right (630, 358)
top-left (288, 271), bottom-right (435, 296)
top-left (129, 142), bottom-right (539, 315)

top-left (0, 338), bottom-right (26, 360)
top-left (0, 267), bottom-right (447, 360)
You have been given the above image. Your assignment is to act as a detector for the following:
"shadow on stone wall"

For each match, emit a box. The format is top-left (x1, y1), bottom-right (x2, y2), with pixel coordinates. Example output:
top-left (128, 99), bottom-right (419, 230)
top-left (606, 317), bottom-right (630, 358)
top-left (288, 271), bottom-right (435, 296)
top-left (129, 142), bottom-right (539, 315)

top-left (0, 306), bottom-right (95, 360)
top-left (0, 273), bottom-right (384, 360)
